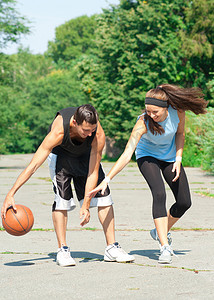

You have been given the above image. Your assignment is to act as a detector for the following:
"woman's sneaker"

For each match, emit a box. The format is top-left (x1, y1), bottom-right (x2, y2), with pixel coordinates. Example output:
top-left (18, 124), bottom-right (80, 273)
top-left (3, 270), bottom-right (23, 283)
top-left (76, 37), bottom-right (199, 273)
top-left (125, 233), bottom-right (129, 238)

top-left (150, 228), bottom-right (172, 245)
top-left (158, 245), bottom-right (173, 264)
top-left (56, 245), bottom-right (76, 267)
top-left (104, 242), bottom-right (135, 263)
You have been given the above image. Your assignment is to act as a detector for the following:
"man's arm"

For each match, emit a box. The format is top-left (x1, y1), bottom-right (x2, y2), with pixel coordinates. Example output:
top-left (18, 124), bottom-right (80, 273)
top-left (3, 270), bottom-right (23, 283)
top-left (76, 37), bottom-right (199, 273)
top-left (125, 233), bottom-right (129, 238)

top-left (80, 121), bottom-right (105, 226)
top-left (1, 115), bottom-right (64, 218)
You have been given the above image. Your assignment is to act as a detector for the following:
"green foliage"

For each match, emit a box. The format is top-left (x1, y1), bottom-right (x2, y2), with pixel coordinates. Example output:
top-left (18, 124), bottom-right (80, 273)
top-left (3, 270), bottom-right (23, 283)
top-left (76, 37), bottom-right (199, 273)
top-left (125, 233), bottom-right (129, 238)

top-left (47, 15), bottom-right (97, 64)
top-left (77, 0), bottom-right (214, 147)
top-left (24, 68), bottom-right (87, 149)
top-left (206, 73), bottom-right (214, 106)
top-left (0, 50), bottom-right (54, 154)
top-left (0, 0), bottom-right (30, 49)
top-left (77, 0), bottom-right (195, 147)
top-left (0, 85), bottom-right (33, 153)
top-left (0, 50), bottom-right (87, 153)
top-left (180, 0), bottom-right (214, 58)
top-left (1, 0), bottom-right (213, 169)
top-left (183, 108), bottom-right (214, 174)
top-left (179, 0), bottom-right (214, 96)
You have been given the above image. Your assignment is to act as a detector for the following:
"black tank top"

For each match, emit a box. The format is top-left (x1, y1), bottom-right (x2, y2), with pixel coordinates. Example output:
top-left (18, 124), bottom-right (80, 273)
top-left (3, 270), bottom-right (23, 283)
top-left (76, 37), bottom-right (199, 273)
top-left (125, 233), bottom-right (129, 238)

top-left (50, 107), bottom-right (96, 158)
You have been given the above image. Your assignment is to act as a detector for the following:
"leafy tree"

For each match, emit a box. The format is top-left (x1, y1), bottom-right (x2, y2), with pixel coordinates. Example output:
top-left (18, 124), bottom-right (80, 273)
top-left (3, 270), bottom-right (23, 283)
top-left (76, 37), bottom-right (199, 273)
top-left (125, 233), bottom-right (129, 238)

top-left (77, 0), bottom-right (214, 148)
top-left (0, 84), bottom-right (33, 153)
top-left (0, 0), bottom-right (30, 49)
top-left (77, 0), bottom-right (190, 147)
top-left (0, 49), bottom-right (88, 153)
top-left (0, 50), bottom-right (53, 153)
top-left (47, 15), bottom-right (97, 64)
top-left (12, 48), bottom-right (54, 90)
top-left (179, 0), bottom-right (214, 95)
top-left (25, 68), bottom-right (87, 149)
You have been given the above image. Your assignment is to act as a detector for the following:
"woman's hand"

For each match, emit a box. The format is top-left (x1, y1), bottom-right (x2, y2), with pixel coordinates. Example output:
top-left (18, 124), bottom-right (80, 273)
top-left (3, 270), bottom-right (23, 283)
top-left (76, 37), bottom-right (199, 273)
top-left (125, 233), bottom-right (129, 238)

top-left (172, 161), bottom-right (181, 182)
top-left (87, 180), bottom-right (108, 198)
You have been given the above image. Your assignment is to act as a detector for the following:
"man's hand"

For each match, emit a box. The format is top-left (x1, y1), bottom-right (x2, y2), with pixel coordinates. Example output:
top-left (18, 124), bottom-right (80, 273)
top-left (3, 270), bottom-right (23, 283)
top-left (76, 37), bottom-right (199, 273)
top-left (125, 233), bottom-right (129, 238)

top-left (1, 194), bottom-right (17, 219)
top-left (80, 207), bottom-right (90, 227)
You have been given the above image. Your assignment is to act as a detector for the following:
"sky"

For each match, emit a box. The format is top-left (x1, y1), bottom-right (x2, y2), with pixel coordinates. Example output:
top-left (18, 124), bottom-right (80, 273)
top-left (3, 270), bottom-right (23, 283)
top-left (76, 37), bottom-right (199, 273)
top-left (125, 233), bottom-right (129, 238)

top-left (4, 0), bottom-right (120, 55)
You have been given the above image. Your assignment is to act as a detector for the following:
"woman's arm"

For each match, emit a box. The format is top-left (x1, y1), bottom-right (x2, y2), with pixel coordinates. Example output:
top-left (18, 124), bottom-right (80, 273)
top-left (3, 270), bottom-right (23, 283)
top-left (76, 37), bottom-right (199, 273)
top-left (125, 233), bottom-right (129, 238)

top-left (172, 110), bottom-right (185, 182)
top-left (88, 117), bottom-right (147, 197)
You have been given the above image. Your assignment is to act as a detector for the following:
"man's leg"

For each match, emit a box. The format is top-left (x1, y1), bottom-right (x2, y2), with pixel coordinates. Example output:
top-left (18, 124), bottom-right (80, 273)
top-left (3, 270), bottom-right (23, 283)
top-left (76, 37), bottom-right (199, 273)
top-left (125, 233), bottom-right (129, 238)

top-left (75, 168), bottom-right (135, 263)
top-left (48, 153), bottom-right (76, 266)
top-left (52, 210), bottom-right (68, 248)
top-left (96, 204), bottom-right (134, 263)
top-left (98, 205), bottom-right (115, 245)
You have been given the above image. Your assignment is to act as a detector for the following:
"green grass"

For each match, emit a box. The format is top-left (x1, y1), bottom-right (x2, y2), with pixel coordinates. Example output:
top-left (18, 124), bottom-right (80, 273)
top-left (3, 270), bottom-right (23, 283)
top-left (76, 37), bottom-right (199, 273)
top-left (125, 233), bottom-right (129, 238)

top-left (37, 177), bottom-right (52, 182)
top-left (194, 190), bottom-right (214, 198)
top-left (171, 227), bottom-right (214, 231)
top-left (82, 227), bottom-right (97, 231)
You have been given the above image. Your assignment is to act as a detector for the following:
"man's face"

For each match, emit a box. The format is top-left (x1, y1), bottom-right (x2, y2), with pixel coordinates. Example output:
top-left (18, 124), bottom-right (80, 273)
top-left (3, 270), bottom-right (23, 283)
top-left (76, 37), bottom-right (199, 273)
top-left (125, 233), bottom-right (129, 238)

top-left (75, 121), bottom-right (97, 138)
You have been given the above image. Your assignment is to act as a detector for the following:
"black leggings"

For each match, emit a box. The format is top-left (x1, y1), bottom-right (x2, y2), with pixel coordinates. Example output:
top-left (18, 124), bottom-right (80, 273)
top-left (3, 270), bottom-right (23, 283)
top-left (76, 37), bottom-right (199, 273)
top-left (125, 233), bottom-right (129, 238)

top-left (137, 156), bottom-right (191, 219)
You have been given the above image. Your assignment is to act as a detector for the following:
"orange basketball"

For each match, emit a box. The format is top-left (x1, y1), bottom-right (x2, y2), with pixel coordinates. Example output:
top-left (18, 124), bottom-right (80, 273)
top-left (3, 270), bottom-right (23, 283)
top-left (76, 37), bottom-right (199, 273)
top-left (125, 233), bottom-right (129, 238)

top-left (2, 204), bottom-right (34, 236)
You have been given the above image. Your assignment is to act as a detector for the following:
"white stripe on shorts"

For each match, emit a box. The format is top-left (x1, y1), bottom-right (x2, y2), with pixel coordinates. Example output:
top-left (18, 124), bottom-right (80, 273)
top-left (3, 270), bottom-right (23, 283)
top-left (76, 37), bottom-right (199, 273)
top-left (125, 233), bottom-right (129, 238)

top-left (48, 153), bottom-right (76, 211)
top-left (79, 194), bottom-right (113, 208)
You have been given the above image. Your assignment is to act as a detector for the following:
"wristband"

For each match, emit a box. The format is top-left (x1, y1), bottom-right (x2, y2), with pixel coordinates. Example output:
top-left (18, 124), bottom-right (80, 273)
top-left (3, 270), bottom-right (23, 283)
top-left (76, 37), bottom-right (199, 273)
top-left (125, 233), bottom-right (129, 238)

top-left (103, 176), bottom-right (111, 183)
top-left (176, 156), bottom-right (182, 162)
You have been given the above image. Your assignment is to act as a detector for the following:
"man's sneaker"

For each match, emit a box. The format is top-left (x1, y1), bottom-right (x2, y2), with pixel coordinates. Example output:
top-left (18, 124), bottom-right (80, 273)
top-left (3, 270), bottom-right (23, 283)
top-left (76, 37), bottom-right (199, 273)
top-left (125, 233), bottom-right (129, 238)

top-left (158, 245), bottom-right (173, 264)
top-left (150, 228), bottom-right (172, 245)
top-left (56, 245), bottom-right (76, 267)
top-left (104, 242), bottom-right (135, 263)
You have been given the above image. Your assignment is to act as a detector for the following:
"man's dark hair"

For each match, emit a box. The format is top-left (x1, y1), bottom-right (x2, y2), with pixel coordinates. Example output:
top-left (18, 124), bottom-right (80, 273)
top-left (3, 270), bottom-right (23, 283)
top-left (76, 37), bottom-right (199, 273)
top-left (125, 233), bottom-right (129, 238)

top-left (74, 104), bottom-right (98, 125)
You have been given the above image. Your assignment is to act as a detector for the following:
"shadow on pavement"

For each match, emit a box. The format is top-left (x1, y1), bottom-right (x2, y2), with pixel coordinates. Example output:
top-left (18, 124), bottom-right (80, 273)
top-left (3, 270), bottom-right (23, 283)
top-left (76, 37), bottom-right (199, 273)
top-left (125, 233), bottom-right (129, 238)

top-left (130, 249), bottom-right (191, 261)
top-left (4, 251), bottom-right (104, 266)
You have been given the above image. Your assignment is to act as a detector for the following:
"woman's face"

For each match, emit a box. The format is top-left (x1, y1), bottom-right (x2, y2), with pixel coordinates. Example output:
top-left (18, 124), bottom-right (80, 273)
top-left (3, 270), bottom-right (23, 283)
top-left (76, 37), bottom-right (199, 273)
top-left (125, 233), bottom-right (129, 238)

top-left (145, 105), bottom-right (168, 122)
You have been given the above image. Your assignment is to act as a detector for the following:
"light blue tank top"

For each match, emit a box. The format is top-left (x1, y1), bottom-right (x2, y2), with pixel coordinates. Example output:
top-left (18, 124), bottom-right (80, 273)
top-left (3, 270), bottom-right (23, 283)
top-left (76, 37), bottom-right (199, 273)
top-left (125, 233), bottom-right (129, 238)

top-left (135, 106), bottom-right (180, 162)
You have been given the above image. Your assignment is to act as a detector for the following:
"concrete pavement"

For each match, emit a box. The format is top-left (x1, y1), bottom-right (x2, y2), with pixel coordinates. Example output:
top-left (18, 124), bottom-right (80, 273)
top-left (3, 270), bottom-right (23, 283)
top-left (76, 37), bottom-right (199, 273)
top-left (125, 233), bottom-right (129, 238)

top-left (0, 154), bottom-right (214, 299)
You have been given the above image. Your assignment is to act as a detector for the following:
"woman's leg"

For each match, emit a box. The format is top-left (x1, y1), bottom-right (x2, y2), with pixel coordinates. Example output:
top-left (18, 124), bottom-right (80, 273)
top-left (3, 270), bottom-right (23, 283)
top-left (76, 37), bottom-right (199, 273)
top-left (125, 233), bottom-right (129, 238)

top-left (162, 162), bottom-right (192, 230)
top-left (137, 157), bottom-right (169, 246)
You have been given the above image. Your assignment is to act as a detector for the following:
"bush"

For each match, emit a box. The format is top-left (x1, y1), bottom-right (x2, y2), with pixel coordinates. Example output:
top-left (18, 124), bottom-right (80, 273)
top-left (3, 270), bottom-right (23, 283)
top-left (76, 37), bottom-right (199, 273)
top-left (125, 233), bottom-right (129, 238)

top-left (183, 108), bottom-right (214, 173)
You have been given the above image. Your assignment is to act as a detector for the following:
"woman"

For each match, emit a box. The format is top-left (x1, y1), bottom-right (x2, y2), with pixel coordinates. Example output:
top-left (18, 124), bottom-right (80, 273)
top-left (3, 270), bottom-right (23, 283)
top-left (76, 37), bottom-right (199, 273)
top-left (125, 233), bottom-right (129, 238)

top-left (88, 84), bottom-right (207, 264)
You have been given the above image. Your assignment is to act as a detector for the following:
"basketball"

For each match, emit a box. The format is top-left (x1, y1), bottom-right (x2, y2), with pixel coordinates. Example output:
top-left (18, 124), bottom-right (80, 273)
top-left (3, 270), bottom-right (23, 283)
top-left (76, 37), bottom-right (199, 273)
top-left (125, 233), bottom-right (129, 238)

top-left (2, 204), bottom-right (34, 236)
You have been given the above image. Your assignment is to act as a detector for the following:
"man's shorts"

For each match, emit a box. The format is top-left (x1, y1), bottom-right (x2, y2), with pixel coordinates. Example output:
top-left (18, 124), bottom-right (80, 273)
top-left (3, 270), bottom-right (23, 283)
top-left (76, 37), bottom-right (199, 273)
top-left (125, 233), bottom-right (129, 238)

top-left (48, 153), bottom-right (113, 211)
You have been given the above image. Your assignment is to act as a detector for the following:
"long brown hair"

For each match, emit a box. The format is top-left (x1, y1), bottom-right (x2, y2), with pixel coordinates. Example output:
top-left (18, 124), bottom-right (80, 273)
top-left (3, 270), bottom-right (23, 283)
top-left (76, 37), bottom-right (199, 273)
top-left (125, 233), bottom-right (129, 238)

top-left (144, 84), bottom-right (208, 135)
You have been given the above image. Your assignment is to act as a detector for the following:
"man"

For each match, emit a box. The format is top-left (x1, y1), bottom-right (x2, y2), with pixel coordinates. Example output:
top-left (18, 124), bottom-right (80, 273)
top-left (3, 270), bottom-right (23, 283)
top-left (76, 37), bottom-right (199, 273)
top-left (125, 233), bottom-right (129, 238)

top-left (1, 104), bottom-right (134, 266)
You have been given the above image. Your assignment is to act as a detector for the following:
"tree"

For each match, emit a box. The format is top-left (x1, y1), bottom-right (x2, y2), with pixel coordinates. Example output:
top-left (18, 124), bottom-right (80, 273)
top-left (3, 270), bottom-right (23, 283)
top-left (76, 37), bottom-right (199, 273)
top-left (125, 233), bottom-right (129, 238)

top-left (0, 49), bottom-right (88, 154)
top-left (77, 0), bottom-right (214, 148)
top-left (77, 0), bottom-right (190, 147)
top-left (0, 50), bottom-right (53, 153)
top-left (25, 68), bottom-right (87, 149)
top-left (0, 0), bottom-right (30, 49)
top-left (47, 15), bottom-right (97, 64)
top-left (179, 0), bottom-right (214, 95)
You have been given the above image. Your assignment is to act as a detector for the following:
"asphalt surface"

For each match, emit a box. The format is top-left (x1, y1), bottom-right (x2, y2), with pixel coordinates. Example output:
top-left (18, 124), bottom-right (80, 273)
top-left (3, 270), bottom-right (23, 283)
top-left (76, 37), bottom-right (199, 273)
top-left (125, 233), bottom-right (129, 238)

top-left (0, 154), bottom-right (214, 300)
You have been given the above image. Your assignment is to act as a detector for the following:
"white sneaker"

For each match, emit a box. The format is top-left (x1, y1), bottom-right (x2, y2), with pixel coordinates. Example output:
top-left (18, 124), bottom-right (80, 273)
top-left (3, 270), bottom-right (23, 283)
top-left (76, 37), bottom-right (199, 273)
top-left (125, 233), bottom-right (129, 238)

top-left (158, 245), bottom-right (173, 264)
top-left (56, 246), bottom-right (76, 267)
top-left (104, 242), bottom-right (135, 263)
top-left (150, 228), bottom-right (172, 245)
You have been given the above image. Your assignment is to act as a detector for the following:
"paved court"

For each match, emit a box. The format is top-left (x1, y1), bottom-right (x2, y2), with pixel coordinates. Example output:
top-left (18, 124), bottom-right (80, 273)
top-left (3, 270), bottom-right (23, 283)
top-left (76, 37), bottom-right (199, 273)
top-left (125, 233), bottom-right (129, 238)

top-left (0, 154), bottom-right (214, 299)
